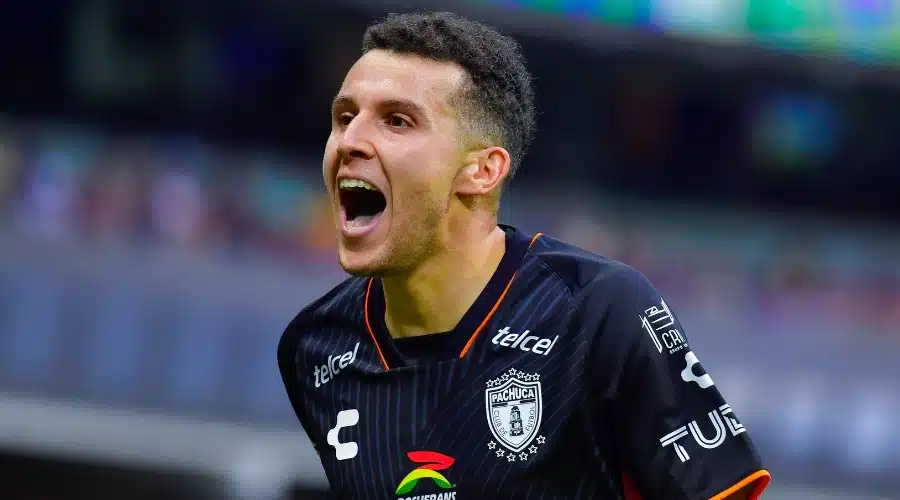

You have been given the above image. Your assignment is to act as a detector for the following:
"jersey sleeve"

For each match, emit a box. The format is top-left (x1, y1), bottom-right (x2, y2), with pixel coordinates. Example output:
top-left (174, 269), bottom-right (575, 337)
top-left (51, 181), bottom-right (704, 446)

top-left (277, 318), bottom-right (322, 457)
top-left (585, 267), bottom-right (770, 500)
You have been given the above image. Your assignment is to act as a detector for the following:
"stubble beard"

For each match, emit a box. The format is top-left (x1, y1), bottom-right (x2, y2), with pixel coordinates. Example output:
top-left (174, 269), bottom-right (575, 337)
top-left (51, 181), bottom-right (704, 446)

top-left (339, 200), bottom-right (444, 278)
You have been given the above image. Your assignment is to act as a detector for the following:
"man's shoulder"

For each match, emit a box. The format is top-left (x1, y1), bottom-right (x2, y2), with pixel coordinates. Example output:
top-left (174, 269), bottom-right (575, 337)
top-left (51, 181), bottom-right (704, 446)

top-left (526, 232), bottom-right (679, 367)
top-left (297, 275), bottom-right (369, 322)
top-left (278, 275), bottom-right (369, 350)
top-left (526, 232), bottom-right (652, 305)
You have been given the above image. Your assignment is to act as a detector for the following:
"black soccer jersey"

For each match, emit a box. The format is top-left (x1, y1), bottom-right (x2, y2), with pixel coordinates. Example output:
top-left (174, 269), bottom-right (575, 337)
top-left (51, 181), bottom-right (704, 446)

top-left (278, 225), bottom-right (770, 500)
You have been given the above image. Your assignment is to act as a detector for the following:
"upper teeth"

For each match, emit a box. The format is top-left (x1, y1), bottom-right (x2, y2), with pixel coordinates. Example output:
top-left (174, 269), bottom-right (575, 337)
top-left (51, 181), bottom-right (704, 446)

top-left (339, 178), bottom-right (379, 191)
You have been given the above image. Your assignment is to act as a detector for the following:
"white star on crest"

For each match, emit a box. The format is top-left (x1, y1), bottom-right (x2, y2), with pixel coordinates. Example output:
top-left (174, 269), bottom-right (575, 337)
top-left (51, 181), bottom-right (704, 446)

top-left (496, 449), bottom-right (505, 457)
top-left (529, 445), bottom-right (538, 454)
top-left (488, 441), bottom-right (497, 450)
top-left (508, 368), bottom-right (517, 375)
top-left (500, 374), bottom-right (509, 382)
top-left (506, 453), bottom-right (516, 462)
top-left (536, 435), bottom-right (546, 444)
top-left (519, 452), bottom-right (528, 461)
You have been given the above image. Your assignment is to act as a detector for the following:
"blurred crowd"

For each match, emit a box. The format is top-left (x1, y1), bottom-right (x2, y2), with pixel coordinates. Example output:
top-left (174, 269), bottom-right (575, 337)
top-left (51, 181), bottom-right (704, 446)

top-left (1, 118), bottom-right (898, 340)
top-left (0, 120), bottom-right (337, 264)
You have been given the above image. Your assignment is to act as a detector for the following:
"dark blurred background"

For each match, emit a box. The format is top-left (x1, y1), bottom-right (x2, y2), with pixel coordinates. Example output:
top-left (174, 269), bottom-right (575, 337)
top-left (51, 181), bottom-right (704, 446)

top-left (1, 1), bottom-right (899, 499)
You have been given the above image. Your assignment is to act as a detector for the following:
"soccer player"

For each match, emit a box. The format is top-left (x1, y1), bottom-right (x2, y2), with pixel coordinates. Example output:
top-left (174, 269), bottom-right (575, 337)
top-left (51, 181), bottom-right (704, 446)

top-left (278, 11), bottom-right (770, 500)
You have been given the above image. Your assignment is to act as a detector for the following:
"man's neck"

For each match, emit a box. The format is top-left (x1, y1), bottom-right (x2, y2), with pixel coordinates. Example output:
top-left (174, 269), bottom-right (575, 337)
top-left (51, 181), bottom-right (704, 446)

top-left (381, 224), bottom-right (507, 339)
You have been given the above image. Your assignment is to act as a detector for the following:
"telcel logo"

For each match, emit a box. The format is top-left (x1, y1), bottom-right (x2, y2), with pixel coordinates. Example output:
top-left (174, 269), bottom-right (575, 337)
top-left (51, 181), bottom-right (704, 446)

top-left (314, 342), bottom-right (360, 387)
top-left (492, 327), bottom-right (559, 356)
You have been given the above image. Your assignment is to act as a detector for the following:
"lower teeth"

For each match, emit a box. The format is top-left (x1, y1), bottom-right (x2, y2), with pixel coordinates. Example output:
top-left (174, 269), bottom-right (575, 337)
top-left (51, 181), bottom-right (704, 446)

top-left (347, 214), bottom-right (376, 228)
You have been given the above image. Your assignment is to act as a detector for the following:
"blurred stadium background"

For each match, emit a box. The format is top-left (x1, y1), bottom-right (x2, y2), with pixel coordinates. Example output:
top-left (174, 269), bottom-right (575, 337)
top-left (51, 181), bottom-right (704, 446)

top-left (1, 1), bottom-right (899, 499)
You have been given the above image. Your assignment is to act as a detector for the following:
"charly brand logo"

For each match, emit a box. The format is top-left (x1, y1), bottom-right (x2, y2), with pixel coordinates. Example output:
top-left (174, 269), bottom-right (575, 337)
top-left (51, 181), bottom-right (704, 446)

top-left (485, 368), bottom-right (546, 463)
top-left (314, 342), bottom-right (360, 387)
top-left (639, 298), bottom-right (688, 355)
top-left (326, 409), bottom-right (360, 461)
top-left (660, 404), bottom-right (747, 463)
top-left (395, 451), bottom-right (456, 500)
top-left (491, 327), bottom-right (559, 356)
top-left (680, 351), bottom-right (714, 389)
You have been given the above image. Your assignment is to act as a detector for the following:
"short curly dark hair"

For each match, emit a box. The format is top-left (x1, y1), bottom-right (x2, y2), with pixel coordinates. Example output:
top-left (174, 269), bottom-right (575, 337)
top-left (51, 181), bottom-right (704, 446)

top-left (362, 11), bottom-right (536, 181)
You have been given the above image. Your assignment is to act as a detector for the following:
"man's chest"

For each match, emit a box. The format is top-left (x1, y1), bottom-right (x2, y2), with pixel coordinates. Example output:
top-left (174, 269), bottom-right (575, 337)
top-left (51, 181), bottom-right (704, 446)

top-left (295, 332), bottom-right (619, 500)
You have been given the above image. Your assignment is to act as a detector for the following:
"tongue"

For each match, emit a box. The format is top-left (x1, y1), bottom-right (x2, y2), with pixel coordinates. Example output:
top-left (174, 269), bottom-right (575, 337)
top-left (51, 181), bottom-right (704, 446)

top-left (346, 214), bottom-right (377, 229)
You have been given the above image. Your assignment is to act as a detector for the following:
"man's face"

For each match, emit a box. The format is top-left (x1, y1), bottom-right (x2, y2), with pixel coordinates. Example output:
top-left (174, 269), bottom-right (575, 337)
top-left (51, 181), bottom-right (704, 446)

top-left (324, 50), bottom-right (468, 276)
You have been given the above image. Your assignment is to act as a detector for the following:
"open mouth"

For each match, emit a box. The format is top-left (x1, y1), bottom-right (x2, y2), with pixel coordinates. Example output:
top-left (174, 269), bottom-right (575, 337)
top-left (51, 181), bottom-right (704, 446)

top-left (338, 178), bottom-right (387, 233)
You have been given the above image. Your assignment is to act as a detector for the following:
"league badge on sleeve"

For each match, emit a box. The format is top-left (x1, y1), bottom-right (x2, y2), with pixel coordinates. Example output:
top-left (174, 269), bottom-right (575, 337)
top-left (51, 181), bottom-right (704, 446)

top-left (639, 298), bottom-right (688, 355)
top-left (485, 368), bottom-right (546, 462)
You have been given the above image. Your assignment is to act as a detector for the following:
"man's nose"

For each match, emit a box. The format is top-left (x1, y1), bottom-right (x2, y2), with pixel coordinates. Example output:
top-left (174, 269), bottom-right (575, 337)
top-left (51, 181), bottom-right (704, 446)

top-left (337, 116), bottom-right (376, 162)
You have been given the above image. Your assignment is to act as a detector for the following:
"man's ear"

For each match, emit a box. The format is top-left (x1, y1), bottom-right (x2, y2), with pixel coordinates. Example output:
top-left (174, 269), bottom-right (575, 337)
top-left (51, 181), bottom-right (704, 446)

top-left (455, 146), bottom-right (511, 196)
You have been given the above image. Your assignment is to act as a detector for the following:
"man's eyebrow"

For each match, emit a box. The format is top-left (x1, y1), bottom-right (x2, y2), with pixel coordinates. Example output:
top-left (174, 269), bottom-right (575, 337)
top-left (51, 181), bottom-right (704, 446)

top-left (379, 98), bottom-right (427, 117)
top-left (331, 95), bottom-right (355, 112)
top-left (331, 95), bottom-right (428, 118)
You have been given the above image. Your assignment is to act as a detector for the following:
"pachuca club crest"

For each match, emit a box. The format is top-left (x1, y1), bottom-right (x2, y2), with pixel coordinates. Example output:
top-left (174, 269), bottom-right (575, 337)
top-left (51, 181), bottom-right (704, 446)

top-left (485, 368), bottom-right (546, 462)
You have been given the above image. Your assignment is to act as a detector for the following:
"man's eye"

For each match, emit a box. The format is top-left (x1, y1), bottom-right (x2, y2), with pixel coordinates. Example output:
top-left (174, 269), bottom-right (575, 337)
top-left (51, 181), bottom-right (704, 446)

top-left (388, 115), bottom-right (410, 128)
top-left (337, 113), bottom-right (354, 126)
